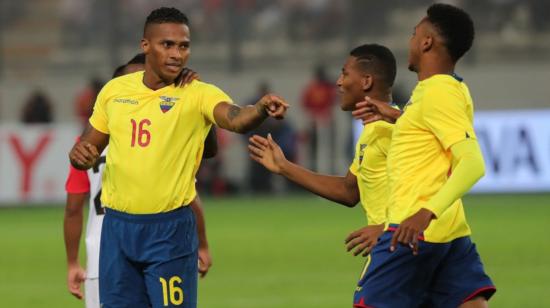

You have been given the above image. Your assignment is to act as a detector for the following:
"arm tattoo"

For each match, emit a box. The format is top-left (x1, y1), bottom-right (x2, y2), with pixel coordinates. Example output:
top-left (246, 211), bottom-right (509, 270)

top-left (227, 105), bottom-right (241, 121)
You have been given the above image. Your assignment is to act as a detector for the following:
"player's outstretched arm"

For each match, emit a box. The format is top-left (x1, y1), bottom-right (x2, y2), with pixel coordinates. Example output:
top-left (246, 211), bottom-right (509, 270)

top-left (353, 96), bottom-right (402, 124)
top-left (189, 194), bottom-right (212, 278)
top-left (69, 124), bottom-right (109, 170)
top-left (249, 134), bottom-right (359, 207)
top-left (64, 193), bottom-right (87, 300)
top-left (213, 94), bottom-right (289, 134)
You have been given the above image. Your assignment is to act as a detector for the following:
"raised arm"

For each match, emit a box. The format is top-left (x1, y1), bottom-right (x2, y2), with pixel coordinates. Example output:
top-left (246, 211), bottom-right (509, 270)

top-left (249, 134), bottom-right (359, 207)
top-left (213, 94), bottom-right (289, 134)
top-left (69, 124), bottom-right (109, 170)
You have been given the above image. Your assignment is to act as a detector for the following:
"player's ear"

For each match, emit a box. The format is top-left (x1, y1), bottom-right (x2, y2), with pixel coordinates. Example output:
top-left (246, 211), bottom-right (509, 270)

top-left (141, 38), bottom-right (150, 53)
top-left (362, 75), bottom-right (373, 92)
top-left (421, 35), bottom-right (433, 52)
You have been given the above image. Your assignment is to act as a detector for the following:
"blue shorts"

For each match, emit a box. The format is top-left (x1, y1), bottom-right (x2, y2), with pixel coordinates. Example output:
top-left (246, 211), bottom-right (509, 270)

top-left (99, 206), bottom-right (199, 308)
top-left (353, 228), bottom-right (496, 308)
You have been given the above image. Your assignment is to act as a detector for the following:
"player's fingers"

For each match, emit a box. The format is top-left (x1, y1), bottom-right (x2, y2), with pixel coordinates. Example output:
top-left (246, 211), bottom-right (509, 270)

top-left (390, 229), bottom-right (400, 252)
top-left (250, 135), bottom-right (269, 147)
top-left (249, 154), bottom-right (263, 164)
top-left (269, 95), bottom-right (290, 108)
top-left (75, 145), bottom-right (95, 162)
top-left (345, 230), bottom-right (361, 244)
top-left (346, 236), bottom-right (365, 251)
top-left (248, 145), bottom-right (264, 158)
top-left (411, 234), bottom-right (419, 255)
top-left (351, 108), bottom-right (368, 117)
top-left (70, 150), bottom-right (90, 166)
top-left (397, 226), bottom-right (409, 244)
top-left (69, 285), bottom-right (83, 299)
top-left (249, 138), bottom-right (267, 151)
top-left (85, 143), bottom-right (99, 158)
top-left (361, 239), bottom-right (375, 256)
top-left (353, 242), bottom-right (370, 256)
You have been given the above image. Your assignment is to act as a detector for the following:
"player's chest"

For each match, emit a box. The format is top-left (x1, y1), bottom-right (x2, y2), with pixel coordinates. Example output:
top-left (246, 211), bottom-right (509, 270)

top-left (106, 93), bottom-right (200, 133)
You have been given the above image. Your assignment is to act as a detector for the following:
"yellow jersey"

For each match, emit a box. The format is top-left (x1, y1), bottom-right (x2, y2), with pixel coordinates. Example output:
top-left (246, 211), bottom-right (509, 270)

top-left (89, 71), bottom-right (232, 214)
top-left (387, 74), bottom-right (477, 242)
top-left (350, 119), bottom-right (394, 225)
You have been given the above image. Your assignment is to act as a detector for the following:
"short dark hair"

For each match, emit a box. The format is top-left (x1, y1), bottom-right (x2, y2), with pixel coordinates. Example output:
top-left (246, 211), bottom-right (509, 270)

top-left (112, 53), bottom-right (146, 78)
top-left (144, 7), bottom-right (189, 35)
top-left (426, 3), bottom-right (474, 62)
top-left (350, 44), bottom-right (397, 88)
top-left (127, 53), bottom-right (146, 65)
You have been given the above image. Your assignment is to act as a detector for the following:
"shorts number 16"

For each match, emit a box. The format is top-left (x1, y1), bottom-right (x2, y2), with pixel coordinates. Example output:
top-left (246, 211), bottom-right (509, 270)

top-left (159, 276), bottom-right (184, 306)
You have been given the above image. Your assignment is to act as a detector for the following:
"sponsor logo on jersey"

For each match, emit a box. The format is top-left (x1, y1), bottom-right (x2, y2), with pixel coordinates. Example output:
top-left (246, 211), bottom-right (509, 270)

top-left (159, 96), bottom-right (180, 113)
top-left (114, 98), bottom-right (139, 105)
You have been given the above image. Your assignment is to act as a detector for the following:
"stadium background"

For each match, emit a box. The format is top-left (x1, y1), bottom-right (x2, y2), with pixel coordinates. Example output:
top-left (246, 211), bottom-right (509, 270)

top-left (0, 1), bottom-right (549, 307)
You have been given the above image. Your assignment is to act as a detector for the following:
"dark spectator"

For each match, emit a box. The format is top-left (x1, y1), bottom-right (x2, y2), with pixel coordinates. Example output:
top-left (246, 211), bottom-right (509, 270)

top-left (21, 90), bottom-right (54, 124)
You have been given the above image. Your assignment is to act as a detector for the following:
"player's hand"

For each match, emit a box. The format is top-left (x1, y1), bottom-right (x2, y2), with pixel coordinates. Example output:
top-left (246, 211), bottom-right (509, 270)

top-left (258, 94), bottom-right (290, 120)
top-left (198, 247), bottom-right (212, 278)
top-left (345, 223), bottom-right (385, 257)
top-left (177, 68), bottom-right (200, 87)
top-left (248, 133), bottom-right (287, 174)
top-left (67, 263), bottom-right (86, 300)
top-left (69, 141), bottom-right (100, 170)
top-left (390, 208), bottom-right (434, 255)
top-left (352, 96), bottom-right (401, 124)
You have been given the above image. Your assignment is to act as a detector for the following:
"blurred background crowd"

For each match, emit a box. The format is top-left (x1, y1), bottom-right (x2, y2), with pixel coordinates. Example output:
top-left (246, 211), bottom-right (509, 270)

top-left (1, 0), bottom-right (549, 198)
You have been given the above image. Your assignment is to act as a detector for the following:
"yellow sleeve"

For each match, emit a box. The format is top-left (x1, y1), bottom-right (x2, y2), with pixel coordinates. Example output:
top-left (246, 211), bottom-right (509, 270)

top-left (200, 83), bottom-right (233, 126)
top-left (422, 86), bottom-right (476, 150)
top-left (423, 139), bottom-right (485, 217)
top-left (89, 85), bottom-right (109, 134)
top-left (349, 141), bottom-right (360, 176)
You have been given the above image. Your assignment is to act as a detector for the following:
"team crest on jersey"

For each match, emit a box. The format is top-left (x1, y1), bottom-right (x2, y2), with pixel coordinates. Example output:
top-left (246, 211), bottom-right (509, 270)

top-left (159, 96), bottom-right (180, 113)
top-left (359, 144), bottom-right (367, 163)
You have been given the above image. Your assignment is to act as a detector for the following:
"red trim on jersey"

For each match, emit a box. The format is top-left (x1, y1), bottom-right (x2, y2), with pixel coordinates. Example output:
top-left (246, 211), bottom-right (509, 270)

top-left (462, 286), bottom-right (496, 303)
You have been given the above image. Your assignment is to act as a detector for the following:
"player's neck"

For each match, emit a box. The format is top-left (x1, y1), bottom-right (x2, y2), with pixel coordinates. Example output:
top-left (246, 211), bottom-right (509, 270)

top-left (365, 91), bottom-right (392, 104)
top-left (142, 70), bottom-right (174, 91)
top-left (417, 56), bottom-right (455, 81)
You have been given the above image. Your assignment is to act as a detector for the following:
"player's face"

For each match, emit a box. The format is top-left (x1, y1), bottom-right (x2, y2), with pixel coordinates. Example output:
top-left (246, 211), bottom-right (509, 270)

top-left (337, 56), bottom-right (367, 111)
top-left (408, 19), bottom-right (425, 72)
top-left (142, 23), bottom-right (191, 83)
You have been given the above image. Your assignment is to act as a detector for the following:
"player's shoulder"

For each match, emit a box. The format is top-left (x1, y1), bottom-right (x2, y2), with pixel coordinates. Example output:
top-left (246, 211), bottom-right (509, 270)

top-left (103, 71), bottom-right (143, 94)
top-left (188, 80), bottom-right (224, 93)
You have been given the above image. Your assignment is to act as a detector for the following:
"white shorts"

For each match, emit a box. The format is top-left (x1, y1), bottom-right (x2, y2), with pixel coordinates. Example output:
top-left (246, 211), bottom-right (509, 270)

top-left (85, 278), bottom-right (100, 308)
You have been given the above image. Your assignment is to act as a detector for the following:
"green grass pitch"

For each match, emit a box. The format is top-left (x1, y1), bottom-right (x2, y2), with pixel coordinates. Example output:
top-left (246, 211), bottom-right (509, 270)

top-left (0, 194), bottom-right (549, 307)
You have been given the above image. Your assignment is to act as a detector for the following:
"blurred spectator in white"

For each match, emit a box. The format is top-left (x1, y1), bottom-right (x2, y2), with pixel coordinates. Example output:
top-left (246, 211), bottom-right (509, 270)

top-left (301, 65), bottom-right (336, 173)
top-left (21, 90), bottom-right (53, 124)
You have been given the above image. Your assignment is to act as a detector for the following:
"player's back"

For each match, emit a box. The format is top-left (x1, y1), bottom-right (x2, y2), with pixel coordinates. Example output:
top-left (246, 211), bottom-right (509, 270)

top-left (387, 74), bottom-right (475, 242)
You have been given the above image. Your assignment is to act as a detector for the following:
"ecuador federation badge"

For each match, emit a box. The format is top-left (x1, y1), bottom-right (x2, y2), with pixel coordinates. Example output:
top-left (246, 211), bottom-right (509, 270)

top-left (159, 96), bottom-right (180, 113)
